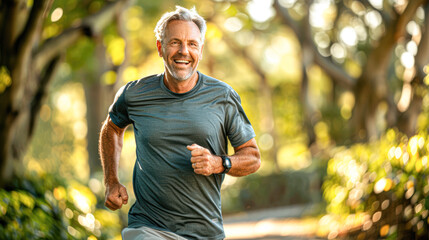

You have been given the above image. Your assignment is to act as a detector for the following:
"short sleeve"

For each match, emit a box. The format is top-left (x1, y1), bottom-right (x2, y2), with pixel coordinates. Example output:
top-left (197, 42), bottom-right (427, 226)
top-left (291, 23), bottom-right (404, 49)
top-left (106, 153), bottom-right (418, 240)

top-left (225, 89), bottom-right (256, 147)
top-left (108, 84), bottom-right (132, 128)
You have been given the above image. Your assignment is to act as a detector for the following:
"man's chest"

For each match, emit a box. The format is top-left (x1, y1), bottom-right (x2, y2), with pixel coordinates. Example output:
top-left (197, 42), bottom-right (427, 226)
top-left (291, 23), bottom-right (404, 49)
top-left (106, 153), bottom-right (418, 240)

top-left (129, 98), bottom-right (226, 147)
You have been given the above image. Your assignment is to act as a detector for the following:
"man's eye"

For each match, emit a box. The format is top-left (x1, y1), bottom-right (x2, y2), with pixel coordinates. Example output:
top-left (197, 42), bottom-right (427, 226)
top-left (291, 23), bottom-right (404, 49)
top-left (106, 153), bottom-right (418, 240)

top-left (171, 41), bottom-right (180, 46)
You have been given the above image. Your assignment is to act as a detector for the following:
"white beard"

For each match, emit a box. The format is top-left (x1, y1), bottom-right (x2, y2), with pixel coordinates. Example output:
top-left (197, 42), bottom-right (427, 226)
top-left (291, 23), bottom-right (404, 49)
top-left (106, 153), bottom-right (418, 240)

top-left (165, 64), bottom-right (194, 81)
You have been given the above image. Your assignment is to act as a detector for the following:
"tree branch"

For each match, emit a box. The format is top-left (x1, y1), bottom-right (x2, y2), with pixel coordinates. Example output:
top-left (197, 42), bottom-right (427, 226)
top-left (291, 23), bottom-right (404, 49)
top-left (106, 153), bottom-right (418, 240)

top-left (82, 0), bottom-right (128, 36)
top-left (0, 0), bottom-right (27, 54)
top-left (365, 0), bottom-right (426, 75)
top-left (414, 3), bottom-right (429, 74)
top-left (393, 0), bottom-right (427, 41)
top-left (272, 0), bottom-right (301, 38)
top-left (9, 0), bottom-right (52, 112)
top-left (274, 0), bottom-right (355, 89)
top-left (29, 54), bottom-right (62, 139)
top-left (34, 26), bottom-right (85, 71)
top-left (112, 0), bottom-right (133, 91)
top-left (15, 0), bottom-right (52, 67)
top-left (410, 2), bottom-right (429, 87)
top-left (360, 0), bottom-right (393, 25)
top-left (34, 0), bottom-right (128, 72)
top-left (221, 30), bottom-right (267, 84)
top-left (312, 52), bottom-right (355, 89)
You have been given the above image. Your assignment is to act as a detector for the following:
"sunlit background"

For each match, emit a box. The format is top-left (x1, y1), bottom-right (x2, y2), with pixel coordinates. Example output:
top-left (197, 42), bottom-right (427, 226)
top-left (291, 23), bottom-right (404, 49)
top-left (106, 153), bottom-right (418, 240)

top-left (1, 0), bottom-right (429, 239)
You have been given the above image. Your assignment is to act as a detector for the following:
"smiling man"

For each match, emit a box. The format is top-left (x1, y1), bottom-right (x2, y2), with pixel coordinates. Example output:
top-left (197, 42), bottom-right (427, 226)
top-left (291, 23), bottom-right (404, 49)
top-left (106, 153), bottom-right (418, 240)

top-left (99, 6), bottom-right (261, 240)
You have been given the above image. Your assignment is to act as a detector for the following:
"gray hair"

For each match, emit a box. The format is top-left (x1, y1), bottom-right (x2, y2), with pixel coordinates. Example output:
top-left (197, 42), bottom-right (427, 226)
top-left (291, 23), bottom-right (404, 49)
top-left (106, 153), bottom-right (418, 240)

top-left (154, 6), bottom-right (207, 44)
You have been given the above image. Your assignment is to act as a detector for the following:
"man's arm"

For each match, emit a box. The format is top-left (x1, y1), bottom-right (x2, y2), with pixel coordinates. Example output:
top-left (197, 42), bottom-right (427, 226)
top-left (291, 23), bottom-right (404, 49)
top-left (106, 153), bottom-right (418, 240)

top-left (187, 138), bottom-right (261, 177)
top-left (99, 116), bottom-right (129, 210)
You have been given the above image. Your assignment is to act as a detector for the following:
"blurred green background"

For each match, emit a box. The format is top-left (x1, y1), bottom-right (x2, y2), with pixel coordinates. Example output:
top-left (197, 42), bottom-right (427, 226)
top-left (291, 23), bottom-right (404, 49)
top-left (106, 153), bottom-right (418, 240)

top-left (1, 0), bottom-right (429, 239)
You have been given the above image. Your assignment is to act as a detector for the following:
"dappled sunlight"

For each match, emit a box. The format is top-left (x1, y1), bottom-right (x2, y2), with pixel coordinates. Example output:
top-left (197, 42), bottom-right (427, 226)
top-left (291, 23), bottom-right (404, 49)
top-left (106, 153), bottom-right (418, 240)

top-left (137, 53), bottom-right (164, 80)
top-left (122, 66), bottom-right (141, 82)
top-left (51, 8), bottom-right (63, 22)
top-left (308, 65), bottom-right (332, 108)
top-left (309, 0), bottom-right (336, 29)
top-left (206, 22), bottom-right (223, 41)
top-left (54, 83), bottom-right (87, 120)
top-left (25, 81), bottom-right (90, 181)
top-left (101, 70), bottom-right (117, 85)
top-left (224, 218), bottom-right (319, 239)
top-left (322, 129), bottom-right (429, 238)
top-left (277, 143), bottom-right (312, 170)
top-left (246, 0), bottom-right (275, 23)
top-left (224, 17), bottom-right (243, 32)
top-left (340, 27), bottom-right (358, 47)
top-left (106, 37), bottom-right (126, 66)
top-left (69, 184), bottom-right (97, 214)
top-left (338, 91), bottom-right (354, 119)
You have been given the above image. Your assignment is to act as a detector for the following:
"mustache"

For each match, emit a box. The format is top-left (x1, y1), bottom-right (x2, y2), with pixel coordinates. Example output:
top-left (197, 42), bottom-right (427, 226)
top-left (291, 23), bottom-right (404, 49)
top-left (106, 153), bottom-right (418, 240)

top-left (172, 53), bottom-right (192, 60)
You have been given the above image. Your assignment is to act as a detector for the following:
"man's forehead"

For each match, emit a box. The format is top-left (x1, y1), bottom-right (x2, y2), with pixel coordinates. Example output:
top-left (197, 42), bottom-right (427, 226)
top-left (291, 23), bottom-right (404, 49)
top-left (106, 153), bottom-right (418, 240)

top-left (165, 20), bottom-right (202, 39)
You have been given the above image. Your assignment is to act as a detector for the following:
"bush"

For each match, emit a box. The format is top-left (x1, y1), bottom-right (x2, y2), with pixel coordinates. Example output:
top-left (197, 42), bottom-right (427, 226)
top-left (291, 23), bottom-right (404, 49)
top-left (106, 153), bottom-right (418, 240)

top-left (0, 173), bottom-right (120, 240)
top-left (321, 129), bottom-right (429, 239)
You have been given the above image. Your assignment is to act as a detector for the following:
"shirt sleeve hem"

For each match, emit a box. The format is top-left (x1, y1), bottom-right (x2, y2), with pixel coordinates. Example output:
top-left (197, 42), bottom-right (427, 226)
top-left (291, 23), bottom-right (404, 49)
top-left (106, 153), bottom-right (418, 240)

top-left (108, 112), bottom-right (129, 129)
top-left (230, 133), bottom-right (256, 148)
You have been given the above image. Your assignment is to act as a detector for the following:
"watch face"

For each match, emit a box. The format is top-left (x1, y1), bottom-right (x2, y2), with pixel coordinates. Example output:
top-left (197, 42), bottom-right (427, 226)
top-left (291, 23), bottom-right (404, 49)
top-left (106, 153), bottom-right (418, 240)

top-left (224, 157), bottom-right (231, 169)
top-left (221, 156), bottom-right (231, 174)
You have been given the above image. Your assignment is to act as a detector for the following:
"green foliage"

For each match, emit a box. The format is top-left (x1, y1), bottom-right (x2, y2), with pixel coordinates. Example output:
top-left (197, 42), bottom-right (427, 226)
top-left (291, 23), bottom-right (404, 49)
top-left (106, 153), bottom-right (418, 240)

top-left (0, 173), bottom-right (120, 240)
top-left (0, 66), bottom-right (12, 93)
top-left (322, 129), bottom-right (429, 238)
top-left (222, 168), bottom-right (323, 215)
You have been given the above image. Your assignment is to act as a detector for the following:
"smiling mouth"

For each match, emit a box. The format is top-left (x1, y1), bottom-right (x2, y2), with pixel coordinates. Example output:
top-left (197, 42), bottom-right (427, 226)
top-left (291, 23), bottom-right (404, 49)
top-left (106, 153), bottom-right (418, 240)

top-left (174, 59), bottom-right (191, 65)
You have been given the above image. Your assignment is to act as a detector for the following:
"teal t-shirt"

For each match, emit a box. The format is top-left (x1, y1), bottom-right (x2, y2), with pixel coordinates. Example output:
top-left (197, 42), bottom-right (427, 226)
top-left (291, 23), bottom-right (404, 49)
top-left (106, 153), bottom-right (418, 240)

top-left (108, 72), bottom-right (255, 239)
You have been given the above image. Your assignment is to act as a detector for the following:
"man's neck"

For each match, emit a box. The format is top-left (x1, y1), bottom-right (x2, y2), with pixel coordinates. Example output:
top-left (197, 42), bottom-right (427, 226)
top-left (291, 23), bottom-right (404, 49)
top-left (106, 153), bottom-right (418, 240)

top-left (163, 72), bottom-right (199, 94)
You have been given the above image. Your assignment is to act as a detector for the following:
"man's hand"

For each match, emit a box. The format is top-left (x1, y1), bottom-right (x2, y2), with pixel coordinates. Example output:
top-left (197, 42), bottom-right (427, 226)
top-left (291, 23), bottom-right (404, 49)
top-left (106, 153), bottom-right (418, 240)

top-left (187, 144), bottom-right (222, 176)
top-left (104, 182), bottom-right (129, 211)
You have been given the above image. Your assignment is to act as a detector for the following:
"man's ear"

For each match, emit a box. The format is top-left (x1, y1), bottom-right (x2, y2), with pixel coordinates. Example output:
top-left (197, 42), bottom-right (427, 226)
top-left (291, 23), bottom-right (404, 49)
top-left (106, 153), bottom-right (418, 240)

top-left (199, 44), bottom-right (204, 61)
top-left (156, 40), bottom-right (163, 57)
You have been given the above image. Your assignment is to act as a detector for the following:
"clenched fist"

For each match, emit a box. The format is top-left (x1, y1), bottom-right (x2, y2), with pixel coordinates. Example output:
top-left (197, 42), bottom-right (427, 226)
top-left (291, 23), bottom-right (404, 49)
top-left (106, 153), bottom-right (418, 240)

top-left (187, 144), bottom-right (223, 176)
top-left (104, 182), bottom-right (128, 210)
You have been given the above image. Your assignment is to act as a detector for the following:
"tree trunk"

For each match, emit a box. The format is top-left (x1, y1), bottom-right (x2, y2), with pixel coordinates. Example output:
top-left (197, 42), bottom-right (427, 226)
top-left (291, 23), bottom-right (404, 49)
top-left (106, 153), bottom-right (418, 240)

top-left (397, 3), bottom-right (429, 136)
top-left (0, 0), bottom-right (129, 186)
top-left (351, 0), bottom-right (426, 140)
top-left (85, 8), bottom-right (130, 177)
top-left (300, 47), bottom-right (317, 147)
top-left (258, 78), bottom-right (281, 171)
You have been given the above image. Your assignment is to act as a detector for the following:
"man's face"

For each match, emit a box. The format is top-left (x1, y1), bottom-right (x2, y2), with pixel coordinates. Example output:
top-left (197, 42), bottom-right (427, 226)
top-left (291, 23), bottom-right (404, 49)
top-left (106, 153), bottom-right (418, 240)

top-left (157, 20), bottom-right (204, 82)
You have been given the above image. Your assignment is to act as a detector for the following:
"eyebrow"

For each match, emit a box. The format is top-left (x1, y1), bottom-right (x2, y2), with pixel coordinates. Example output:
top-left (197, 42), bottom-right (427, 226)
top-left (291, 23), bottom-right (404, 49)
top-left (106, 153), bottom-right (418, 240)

top-left (168, 38), bottom-right (201, 43)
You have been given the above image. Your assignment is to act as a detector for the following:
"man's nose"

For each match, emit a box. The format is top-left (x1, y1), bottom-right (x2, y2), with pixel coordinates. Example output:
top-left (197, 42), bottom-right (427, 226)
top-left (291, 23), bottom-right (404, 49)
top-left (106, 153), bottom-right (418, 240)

top-left (178, 43), bottom-right (189, 54)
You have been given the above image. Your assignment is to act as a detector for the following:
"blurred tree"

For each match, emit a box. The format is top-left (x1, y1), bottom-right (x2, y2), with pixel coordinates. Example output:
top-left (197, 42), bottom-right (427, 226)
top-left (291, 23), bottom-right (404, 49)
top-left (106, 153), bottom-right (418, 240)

top-left (0, 0), bottom-right (129, 185)
top-left (274, 0), bottom-right (429, 141)
top-left (79, 13), bottom-right (129, 176)
top-left (218, 26), bottom-right (281, 170)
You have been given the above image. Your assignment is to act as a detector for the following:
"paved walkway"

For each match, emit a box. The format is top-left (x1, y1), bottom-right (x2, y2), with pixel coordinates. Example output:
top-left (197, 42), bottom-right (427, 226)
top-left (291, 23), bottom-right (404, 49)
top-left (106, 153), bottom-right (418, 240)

top-left (223, 204), bottom-right (325, 240)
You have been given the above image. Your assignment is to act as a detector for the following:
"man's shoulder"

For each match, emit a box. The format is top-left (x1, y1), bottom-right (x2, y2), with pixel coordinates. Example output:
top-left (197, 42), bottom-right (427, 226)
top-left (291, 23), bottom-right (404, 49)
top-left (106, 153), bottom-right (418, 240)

top-left (126, 73), bottom-right (161, 89)
top-left (200, 72), bottom-right (234, 92)
top-left (117, 73), bottom-right (162, 102)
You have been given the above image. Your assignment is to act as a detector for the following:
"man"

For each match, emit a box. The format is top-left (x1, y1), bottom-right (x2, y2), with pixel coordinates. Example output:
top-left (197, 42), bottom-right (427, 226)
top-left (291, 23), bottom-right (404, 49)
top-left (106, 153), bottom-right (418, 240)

top-left (99, 6), bottom-right (261, 240)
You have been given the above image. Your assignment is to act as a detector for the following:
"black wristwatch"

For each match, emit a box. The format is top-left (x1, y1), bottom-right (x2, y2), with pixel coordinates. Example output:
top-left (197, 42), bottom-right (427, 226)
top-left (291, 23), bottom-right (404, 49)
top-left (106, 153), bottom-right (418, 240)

top-left (220, 156), bottom-right (232, 174)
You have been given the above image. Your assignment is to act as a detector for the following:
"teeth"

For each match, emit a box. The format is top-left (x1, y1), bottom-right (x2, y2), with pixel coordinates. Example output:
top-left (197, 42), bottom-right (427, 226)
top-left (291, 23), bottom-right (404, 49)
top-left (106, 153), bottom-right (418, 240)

top-left (175, 60), bottom-right (189, 63)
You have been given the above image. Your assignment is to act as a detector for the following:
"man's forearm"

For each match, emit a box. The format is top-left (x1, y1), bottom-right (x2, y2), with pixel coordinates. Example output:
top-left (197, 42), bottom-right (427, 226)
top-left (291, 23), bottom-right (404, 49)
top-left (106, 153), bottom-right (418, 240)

top-left (99, 118), bottom-right (125, 185)
top-left (228, 138), bottom-right (261, 177)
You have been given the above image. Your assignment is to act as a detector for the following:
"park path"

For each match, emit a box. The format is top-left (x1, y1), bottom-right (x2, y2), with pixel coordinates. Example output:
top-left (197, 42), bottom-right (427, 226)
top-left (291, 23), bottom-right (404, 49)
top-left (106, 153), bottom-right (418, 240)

top-left (223, 204), bottom-right (324, 240)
